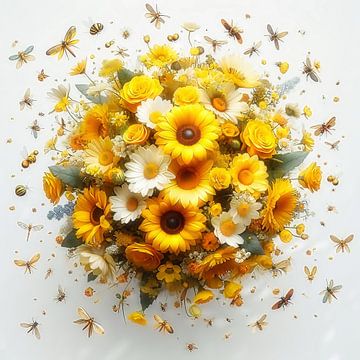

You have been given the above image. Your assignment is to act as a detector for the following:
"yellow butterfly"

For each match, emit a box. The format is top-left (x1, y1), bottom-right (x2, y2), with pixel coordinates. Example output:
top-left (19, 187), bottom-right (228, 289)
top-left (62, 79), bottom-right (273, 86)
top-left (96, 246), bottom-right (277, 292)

top-left (46, 26), bottom-right (78, 60)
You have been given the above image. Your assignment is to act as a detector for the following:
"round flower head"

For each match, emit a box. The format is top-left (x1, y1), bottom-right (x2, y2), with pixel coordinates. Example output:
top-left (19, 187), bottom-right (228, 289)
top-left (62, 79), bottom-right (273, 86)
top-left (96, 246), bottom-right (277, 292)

top-left (229, 193), bottom-right (262, 227)
top-left (298, 162), bottom-right (322, 192)
top-left (136, 96), bottom-right (172, 129)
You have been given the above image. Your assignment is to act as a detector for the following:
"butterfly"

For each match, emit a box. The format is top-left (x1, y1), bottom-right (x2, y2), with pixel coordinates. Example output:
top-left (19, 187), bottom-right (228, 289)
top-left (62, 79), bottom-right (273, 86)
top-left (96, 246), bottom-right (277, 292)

top-left (330, 234), bottom-right (354, 253)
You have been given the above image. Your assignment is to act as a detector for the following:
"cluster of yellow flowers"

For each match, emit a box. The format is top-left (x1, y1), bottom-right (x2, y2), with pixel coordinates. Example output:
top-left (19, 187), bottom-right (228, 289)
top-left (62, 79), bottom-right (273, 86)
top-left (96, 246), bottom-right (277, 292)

top-left (43, 39), bottom-right (322, 321)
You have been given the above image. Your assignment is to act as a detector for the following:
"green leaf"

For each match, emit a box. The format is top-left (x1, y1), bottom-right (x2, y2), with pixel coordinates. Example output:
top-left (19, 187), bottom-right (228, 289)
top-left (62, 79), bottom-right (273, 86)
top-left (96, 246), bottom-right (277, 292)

top-left (117, 68), bottom-right (135, 85)
top-left (87, 273), bottom-right (98, 282)
top-left (241, 232), bottom-right (264, 255)
top-left (266, 151), bottom-right (309, 181)
top-left (49, 165), bottom-right (83, 189)
top-left (61, 229), bottom-right (83, 248)
top-left (139, 274), bottom-right (160, 312)
top-left (140, 291), bottom-right (157, 312)
top-left (75, 84), bottom-right (107, 104)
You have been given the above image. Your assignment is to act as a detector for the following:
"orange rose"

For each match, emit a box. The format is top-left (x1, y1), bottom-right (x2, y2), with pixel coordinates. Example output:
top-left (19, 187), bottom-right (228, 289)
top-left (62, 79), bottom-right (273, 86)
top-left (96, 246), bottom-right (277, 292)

top-left (123, 124), bottom-right (150, 145)
top-left (125, 243), bottom-right (163, 271)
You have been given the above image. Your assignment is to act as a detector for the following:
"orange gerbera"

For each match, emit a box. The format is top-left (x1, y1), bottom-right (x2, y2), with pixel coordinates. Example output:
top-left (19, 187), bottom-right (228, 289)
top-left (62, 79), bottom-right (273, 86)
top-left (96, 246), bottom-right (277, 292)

top-left (81, 104), bottom-right (110, 141)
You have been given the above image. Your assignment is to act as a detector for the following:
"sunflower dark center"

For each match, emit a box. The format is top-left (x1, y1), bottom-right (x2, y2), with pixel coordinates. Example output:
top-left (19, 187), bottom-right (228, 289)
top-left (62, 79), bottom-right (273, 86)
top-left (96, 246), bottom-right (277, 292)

top-left (91, 206), bottom-right (104, 224)
top-left (160, 211), bottom-right (185, 234)
top-left (177, 125), bottom-right (201, 146)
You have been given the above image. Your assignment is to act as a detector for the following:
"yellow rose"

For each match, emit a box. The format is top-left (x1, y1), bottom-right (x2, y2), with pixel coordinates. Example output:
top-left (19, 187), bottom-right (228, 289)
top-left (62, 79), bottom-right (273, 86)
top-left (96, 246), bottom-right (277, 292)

top-left (209, 167), bottom-right (231, 191)
top-left (298, 162), bottom-right (322, 192)
top-left (43, 172), bottom-right (63, 204)
top-left (123, 124), bottom-right (150, 145)
top-left (120, 75), bottom-right (163, 112)
top-left (209, 203), bottom-right (222, 217)
top-left (193, 290), bottom-right (214, 304)
top-left (241, 119), bottom-right (277, 159)
top-left (125, 243), bottom-right (163, 271)
top-left (128, 311), bottom-right (147, 326)
top-left (221, 122), bottom-right (240, 138)
top-left (173, 86), bottom-right (200, 105)
top-left (223, 281), bottom-right (242, 299)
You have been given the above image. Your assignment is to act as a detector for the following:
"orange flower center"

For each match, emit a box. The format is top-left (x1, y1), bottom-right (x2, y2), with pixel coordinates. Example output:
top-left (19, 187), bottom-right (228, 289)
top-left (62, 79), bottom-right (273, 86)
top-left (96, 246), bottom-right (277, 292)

top-left (220, 219), bottom-right (236, 236)
top-left (126, 197), bottom-right (139, 212)
top-left (237, 203), bottom-right (250, 217)
top-left (176, 167), bottom-right (200, 190)
top-left (90, 206), bottom-right (104, 225)
top-left (211, 97), bottom-right (227, 112)
top-left (143, 162), bottom-right (159, 179)
top-left (160, 211), bottom-right (185, 234)
top-left (99, 150), bottom-right (113, 166)
top-left (238, 169), bottom-right (254, 185)
top-left (176, 125), bottom-right (201, 146)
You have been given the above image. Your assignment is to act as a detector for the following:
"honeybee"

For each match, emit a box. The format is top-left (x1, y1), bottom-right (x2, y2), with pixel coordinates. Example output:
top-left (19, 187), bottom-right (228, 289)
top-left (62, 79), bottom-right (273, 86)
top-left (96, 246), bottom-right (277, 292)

top-left (153, 314), bottom-right (174, 334)
top-left (17, 221), bottom-right (44, 241)
top-left (204, 36), bottom-right (228, 52)
top-left (15, 185), bottom-right (27, 197)
top-left (55, 286), bottom-right (66, 302)
top-left (266, 24), bottom-right (288, 50)
top-left (167, 33), bottom-right (179, 42)
top-left (46, 26), bottom-right (78, 60)
top-left (73, 307), bottom-right (105, 337)
top-left (20, 320), bottom-right (40, 339)
top-left (56, 117), bottom-right (66, 136)
top-left (21, 149), bottom-right (39, 168)
top-left (303, 56), bottom-right (320, 82)
top-left (272, 288), bottom-right (294, 310)
top-left (221, 19), bottom-right (243, 44)
top-left (9, 45), bottom-right (35, 69)
top-left (269, 258), bottom-right (291, 277)
top-left (186, 343), bottom-right (198, 352)
top-left (249, 314), bottom-right (268, 331)
top-left (45, 268), bottom-right (53, 280)
top-left (325, 140), bottom-right (340, 150)
top-left (19, 88), bottom-right (35, 110)
top-left (304, 265), bottom-right (317, 282)
top-left (14, 253), bottom-right (40, 274)
top-left (311, 116), bottom-right (336, 136)
top-left (330, 234), bottom-right (354, 253)
top-left (29, 120), bottom-right (42, 139)
top-left (105, 40), bottom-right (115, 48)
top-left (243, 41), bottom-right (262, 57)
top-left (90, 22), bottom-right (104, 35)
top-left (145, 3), bottom-right (169, 29)
top-left (37, 69), bottom-right (49, 81)
top-left (160, 302), bottom-right (167, 312)
top-left (320, 279), bottom-right (342, 303)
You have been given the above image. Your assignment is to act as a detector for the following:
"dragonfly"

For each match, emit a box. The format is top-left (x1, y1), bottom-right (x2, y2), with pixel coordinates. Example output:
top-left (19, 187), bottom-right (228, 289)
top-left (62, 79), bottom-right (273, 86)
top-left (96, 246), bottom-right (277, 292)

top-left (73, 307), bottom-right (104, 337)
top-left (20, 320), bottom-right (40, 339)
top-left (9, 45), bottom-right (35, 69)
top-left (14, 253), bottom-right (40, 274)
top-left (330, 234), bottom-right (354, 253)
top-left (320, 279), bottom-right (342, 303)
top-left (17, 221), bottom-right (44, 241)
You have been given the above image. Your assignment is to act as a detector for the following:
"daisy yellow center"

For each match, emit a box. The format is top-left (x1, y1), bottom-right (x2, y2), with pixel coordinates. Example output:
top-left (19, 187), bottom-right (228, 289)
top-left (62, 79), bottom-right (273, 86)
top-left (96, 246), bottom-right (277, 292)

top-left (176, 167), bottom-right (199, 190)
top-left (237, 203), bottom-right (250, 217)
top-left (160, 211), bottom-right (185, 234)
top-left (90, 206), bottom-right (104, 225)
top-left (143, 162), bottom-right (159, 179)
top-left (238, 169), bottom-right (254, 185)
top-left (126, 197), bottom-right (138, 212)
top-left (98, 150), bottom-right (114, 166)
top-left (211, 97), bottom-right (227, 112)
top-left (220, 219), bottom-right (236, 236)
top-left (176, 125), bottom-right (201, 146)
top-left (150, 111), bottom-right (162, 123)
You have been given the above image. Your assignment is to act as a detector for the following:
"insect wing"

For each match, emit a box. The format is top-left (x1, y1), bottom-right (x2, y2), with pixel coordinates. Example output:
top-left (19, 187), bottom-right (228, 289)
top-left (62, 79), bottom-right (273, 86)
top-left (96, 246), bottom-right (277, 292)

top-left (14, 259), bottom-right (27, 267)
top-left (17, 221), bottom-right (29, 230)
top-left (271, 299), bottom-right (283, 310)
top-left (326, 116), bottom-right (336, 128)
top-left (332, 285), bottom-right (342, 291)
top-left (221, 19), bottom-right (231, 31)
top-left (29, 253), bottom-right (40, 265)
top-left (330, 235), bottom-right (341, 244)
top-left (322, 291), bottom-right (330, 303)
top-left (234, 32), bottom-right (243, 44)
top-left (164, 322), bottom-right (174, 334)
top-left (274, 38), bottom-right (280, 50)
top-left (267, 24), bottom-right (274, 35)
top-left (24, 45), bottom-right (34, 54)
top-left (77, 307), bottom-right (91, 320)
top-left (304, 266), bottom-right (310, 276)
top-left (145, 3), bottom-right (156, 14)
top-left (284, 288), bottom-right (294, 301)
top-left (204, 36), bottom-right (214, 43)
top-left (64, 26), bottom-right (77, 43)
top-left (46, 44), bottom-right (63, 56)
top-left (32, 225), bottom-right (44, 232)
top-left (92, 321), bottom-right (105, 335)
top-left (9, 54), bottom-right (19, 60)
top-left (309, 71), bottom-right (320, 82)
top-left (20, 322), bottom-right (32, 328)
top-left (277, 31), bottom-right (288, 39)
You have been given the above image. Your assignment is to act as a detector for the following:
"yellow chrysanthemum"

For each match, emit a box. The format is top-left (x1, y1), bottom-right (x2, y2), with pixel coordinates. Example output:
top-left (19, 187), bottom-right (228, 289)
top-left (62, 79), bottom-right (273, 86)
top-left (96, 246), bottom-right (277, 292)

top-left (209, 167), bottom-right (231, 191)
top-left (70, 59), bottom-right (87, 76)
top-left (230, 153), bottom-right (268, 193)
top-left (140, 44), bottom-right (178, 68)
top-left (156, 261), bottom-right (182, 283)
top-left (73, 187), bottom-right (112, 247)
top-left (139, 197), bottom-right (206, 254)
top-left (262, 179), bottom-right (298, 233)
top-left (99, 59), bottom-right (123, 77)
top-left (43, 172), bottom-right (63, 204)
top-left (173, 86), bottom-right (200, 106)
top-left (155, 104), bottom-right (220, 165)
top-left (160, 159), bottom-right (215, 207)
top-left (81, 104), bottom-right (109, 142)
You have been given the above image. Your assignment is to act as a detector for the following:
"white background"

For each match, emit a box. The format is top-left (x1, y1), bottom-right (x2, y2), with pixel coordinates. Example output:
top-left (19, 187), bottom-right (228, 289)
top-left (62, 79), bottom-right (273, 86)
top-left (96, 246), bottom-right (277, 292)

top-left (0, 0), bottom-right (360, 359)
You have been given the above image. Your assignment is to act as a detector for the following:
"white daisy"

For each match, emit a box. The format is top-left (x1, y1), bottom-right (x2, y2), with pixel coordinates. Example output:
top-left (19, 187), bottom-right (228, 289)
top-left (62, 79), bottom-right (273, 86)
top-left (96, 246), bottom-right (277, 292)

top-left (199, 85), bottom-right (249, 123)
top-left (109, 184), bottom-right (146, 224)
top-left (136, 96), bottom-right (172, 129)
top-left (211, 211), bottom-right (245, 247)
top-left (229, 193), bottom-right (262, 227)
top-left (125, 145), bottom-right (175, 196)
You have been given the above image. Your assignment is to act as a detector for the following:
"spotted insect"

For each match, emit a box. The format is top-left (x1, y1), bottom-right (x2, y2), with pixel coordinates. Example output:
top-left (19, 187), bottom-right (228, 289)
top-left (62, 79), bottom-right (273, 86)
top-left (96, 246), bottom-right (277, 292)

top-left (90, 22), bottom-right (104, 35)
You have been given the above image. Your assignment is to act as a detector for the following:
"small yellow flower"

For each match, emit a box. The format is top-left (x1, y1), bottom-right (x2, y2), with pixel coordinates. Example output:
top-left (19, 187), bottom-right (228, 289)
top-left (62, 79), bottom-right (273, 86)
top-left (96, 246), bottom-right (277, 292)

top-left (99, 59), bottom-right (123, 77)
top-left (258, 100), bottom-right (268, 110)
top-left (123, 124), bottom-right (150, 145)
top-left (156, 261), bottom-right (182, 283)
top-left (271, 92), bottom-right (280, 101)
top-left (173, 86), bottom-right (200, 106)
top-left (193, 290), bottom-right (214, 304)
top-left (209, 203), bottom-right (222, 217)
top-left (55, 97), bottom-right (70, 112)
top-left (303, 106), bottom-right (312, 118)
top-left (70, 59), bottom-right (87, 76)
top-left (277, 62), bottom-right (289, 74)
top-left (209, 167), bottom-right (231, 191)
top-left (189, 304), bottom-right (202, 318)
top-left (221, 122), bottom-right (240, 138)
top-left (301, 130), bottom-right (314, 151)
top-left (279, 229), bottom-right (293, 243)
top-left (128, 311), bottom-right (147, 326)
top-left (44, 136), bottom-right (58, 154)
top-left (110, 111), bottom-right (128, 127)
top-left (272, 113), bottom-right (288, 126)
top-left (223, 281), bottom-right (242, 299)
top-left (298, 162), bottom-right (322, 192)
top-left (276, 126), bottom-right (290, 139)
top-left (43, 172), bottom-right (63, 204)
top-left (140, 45), bottom-right (178, 68)
top-left (296, 224), bottom-right (305, 235)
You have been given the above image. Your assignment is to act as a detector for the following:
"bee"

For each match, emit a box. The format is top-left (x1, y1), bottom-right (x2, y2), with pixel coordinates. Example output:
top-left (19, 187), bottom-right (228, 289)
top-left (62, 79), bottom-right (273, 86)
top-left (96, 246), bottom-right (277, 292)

top-left (320, 279), bottom-right (342, 303)
top-left (230, 294), bottom-right (243, 307)
top-left (266, 24), bottom-right (288, 50)
top-left (113, 47), bottom-right (129, 58)
top-left (45, 268), bottom-right (53, 280)
top-left (145, 3), bottom-right (169, 29)
top-left (311, 116), bottom-right (336, 136)
top-left (9, 45), bottom-right (35, 69)
top-left (304, 265), bottom-right (317, 282)
top-left (160, 302), bottom-right (167, 312)
top-left (90, 22), bottom-right (104, 35)
top-left (249, 314), bottom-right (268, 331)
top-left (73, 307), bottom-right (105, 338)
top-left (121, 29), bottom-right (131, 39)
top-left (19, 88), bottom-right (35, 110)
top-left (20, 320), bottom-right (40, 339)
top-left (56, 117), bottom-right (66, 136)
top-left (243, 41), bottom-right (262, 57)
top-left (55, 285), bottom-right (66, 302)
top-left (269, 258), bottom-right (291, 277)
top-left (15, 185), bottom-right (27, 197)
top-left (204, 318), bottom-right (214, 327)
top-left (204, 36), bottom-right (228, 52)
top-left (330, 234), bottom-right (354, 253)
top-left (186, 343), bottom-right (198, 352)
top-left (46, 26), bottom-right (78, 60)
top-left (325, 140), bottom-right (340, 150)
top-left (303, 56), bottom-right (320, 82)
top-left (14, 253), bottom-right (40, 274)
top-left (153, 314), bottom-right (174, 334)
top-left (29, 120), bottom-right (43, 139)
top-left (17, 221), bottom-right (44, 241)
top-left (21, 149), bottom-right (39, 168)
top-left (37, 69), bottom-right (49, 81)
top-left (272, 288), bottom-right (294, 310)
top-left (105, 40), bottom-right (115, 48)
top-left (221, 19), bottom-right (243, 44)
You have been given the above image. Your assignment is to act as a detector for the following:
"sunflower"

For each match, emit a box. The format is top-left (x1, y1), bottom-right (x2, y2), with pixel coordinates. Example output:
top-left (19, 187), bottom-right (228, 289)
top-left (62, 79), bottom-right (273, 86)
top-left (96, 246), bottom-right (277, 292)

top-left (160, 159), bottom-right (215, 207)
top-left (155, 104), bottom-right (220, 165)
top-left (73, 187), bottom-right (112, 247)
top-left (81, 104), bottom-right (110, 141)
top-left (139, 197), bottom-right (206, 254)
top-left (230, 153), bottom-right (268, 193)
top-left (262, 179), bottom-right (298, 233)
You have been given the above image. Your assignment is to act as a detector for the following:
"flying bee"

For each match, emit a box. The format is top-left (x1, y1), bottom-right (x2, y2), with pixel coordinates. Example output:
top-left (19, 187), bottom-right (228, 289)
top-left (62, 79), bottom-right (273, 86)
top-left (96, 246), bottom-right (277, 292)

top-left (204, 36), bottom-right (228, 52)
top-left (243, 41), bottom-right (262, 57)
top-left (249, 314), bottom-right (268, 331)
top-left (320, 279), bottom-right (342, 303)
top-left (46, 26), bottom-right (78, 60)
top-left (266, 24), bottom-right (288, 50)
top-left (303, 56), bottom-right (320, 82)
top-left (9, 45), bottom-right (35, 69)
top-left (272, 288), bottom-right (294, 310)
top-left (28, 120), bottom-right (43, 139)
top-left (113, 47), bottom-right (129, 58)
top-left (311, 116), bottom-right (336, 136)
top-left (55, 286), bottom-right (66, 302)
top-left (221, 19), bottom-right (243, 44)
top-left (325, 140), bottom-right (340, 150)
top-left (153, 314), bottom-right (174, 334)
top-left (74, 307), bottom-right (105, 338)
top-left (145, 3), bottom-right (169, 29)
top-left (160, 302), bottom-right (167, 312)
top-left (269, 258), bottom-right (291, 277)
top-left (121, 28), bottom-right (130, 39)
top-left (330, 234), bottom-right (354, 253)
top-left (56, 117), bottom-right (67, 136)
top-left (90, 22), bottom-right (104, 35)
top-left (204, 318), bottom-right (214, 327)
top-left (304, 265), bottom-right (317, 282)
top-left (186, 343), bottom-right (198, 352)
top-left (37, 69), bottom-right (49, 81)
top-left (45, 268), bottom-right (53, 280)
top-left (20, 320), bottom-right (40, 339)
top-left (167, 33), bottom-right (179, 42)
top-left (19, 88), bottom-right (35, 110)
top-left (21, 149), bottom-right (39, 168)
top-left (14, 253), bottom-right (40, 274)
top-left (15, 184), bottom-right (28, 197)
top-left (17, 221), bottom-right (44, 241)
